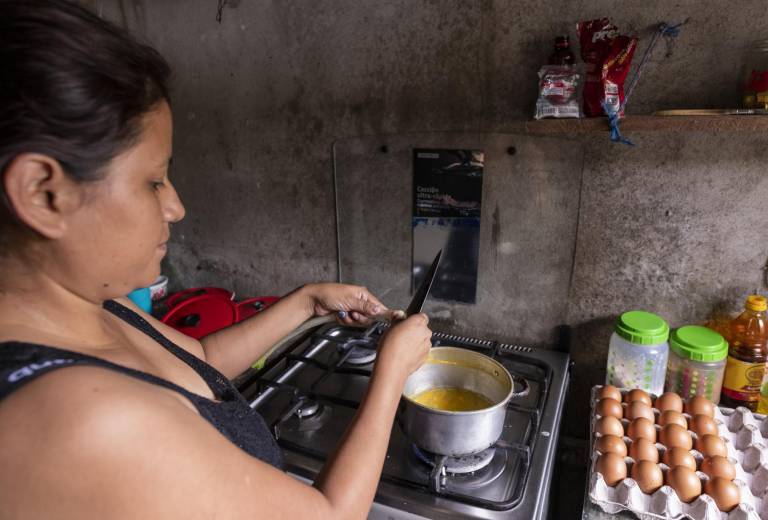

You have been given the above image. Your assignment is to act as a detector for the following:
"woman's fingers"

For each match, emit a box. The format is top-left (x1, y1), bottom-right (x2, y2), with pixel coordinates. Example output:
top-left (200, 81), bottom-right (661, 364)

top-left (354, 289), bottom-right (385, 315)
top-left (335, 310), bottom-right (356, 326)
top-left (335, 309), bottom-right (405, 328)
top-left (385, 309), bottom-right (406, 321)
top-left (315, 283), bottom-right (398, 325)
top-left (338, 286), bottom-right (386, 320)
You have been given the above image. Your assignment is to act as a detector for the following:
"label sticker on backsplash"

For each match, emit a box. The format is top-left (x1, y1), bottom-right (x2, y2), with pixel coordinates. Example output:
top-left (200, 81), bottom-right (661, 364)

top-left (412, 149), bottom-right (483, 304)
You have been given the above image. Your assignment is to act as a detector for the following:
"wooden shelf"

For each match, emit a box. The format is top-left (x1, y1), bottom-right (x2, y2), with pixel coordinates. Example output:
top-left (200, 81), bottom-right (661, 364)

top-left (525, 115), bottom-right (768, 135)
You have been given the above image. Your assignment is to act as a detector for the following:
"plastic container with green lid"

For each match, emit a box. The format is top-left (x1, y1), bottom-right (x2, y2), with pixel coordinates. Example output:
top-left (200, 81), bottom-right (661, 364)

top-left (664, 325), bottom-right (728, 403)
top-left (606, 311), bottom-right (670, 395)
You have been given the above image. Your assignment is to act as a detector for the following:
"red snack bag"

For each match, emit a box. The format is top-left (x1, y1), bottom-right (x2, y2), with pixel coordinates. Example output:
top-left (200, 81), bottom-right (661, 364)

top-left (577, 19), bottom-right (637, 117)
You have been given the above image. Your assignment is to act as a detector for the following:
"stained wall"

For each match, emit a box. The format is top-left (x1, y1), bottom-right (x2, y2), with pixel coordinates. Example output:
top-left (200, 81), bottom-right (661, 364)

top-left (94, 0), bottom-right (768, 438)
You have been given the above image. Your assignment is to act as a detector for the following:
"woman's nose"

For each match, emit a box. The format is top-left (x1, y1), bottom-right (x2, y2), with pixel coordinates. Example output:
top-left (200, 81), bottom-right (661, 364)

top-left (163, 181), bottom-right (186, 223)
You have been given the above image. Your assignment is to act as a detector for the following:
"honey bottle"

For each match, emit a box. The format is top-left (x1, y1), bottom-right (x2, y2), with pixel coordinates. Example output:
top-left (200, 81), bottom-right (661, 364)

top-left (720, 295), bottom-right (768, 411)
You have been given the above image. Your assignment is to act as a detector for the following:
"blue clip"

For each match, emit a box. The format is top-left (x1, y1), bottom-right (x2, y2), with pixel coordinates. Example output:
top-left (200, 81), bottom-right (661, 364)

top-left (608, 19), bottom-right (687, 147)
top-left (602, 101), bottom-right (634, 147)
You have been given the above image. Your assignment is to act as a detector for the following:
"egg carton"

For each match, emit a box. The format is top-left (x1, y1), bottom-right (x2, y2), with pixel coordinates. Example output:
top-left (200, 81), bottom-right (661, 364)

top-left (588, 385), bottom-right (768, 519)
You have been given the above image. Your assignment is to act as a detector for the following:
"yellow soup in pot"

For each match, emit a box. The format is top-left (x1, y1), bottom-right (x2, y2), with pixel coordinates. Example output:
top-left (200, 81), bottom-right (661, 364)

top-left (410, 387), bottom-right (493, 412)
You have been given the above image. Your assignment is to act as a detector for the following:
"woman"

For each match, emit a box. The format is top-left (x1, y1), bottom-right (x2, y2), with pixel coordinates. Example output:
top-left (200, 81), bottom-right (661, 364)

top-left (0, 1), bottom-right (432, 518)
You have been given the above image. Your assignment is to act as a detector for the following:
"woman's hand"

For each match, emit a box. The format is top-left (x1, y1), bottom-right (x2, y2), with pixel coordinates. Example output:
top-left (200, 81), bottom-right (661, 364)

top-left (304, 283), bottom-right (400, 326)
top-left (376, 314), bottom-right (432, 379)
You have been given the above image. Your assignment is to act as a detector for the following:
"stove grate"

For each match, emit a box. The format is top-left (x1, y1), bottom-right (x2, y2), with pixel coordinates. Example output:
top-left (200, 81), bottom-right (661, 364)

top-left (241, 323), bottom-right (563, 517)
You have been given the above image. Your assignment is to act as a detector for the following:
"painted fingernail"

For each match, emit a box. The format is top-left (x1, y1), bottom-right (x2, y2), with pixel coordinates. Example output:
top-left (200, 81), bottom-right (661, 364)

top-left (337, 310), bottom-right (347, 319)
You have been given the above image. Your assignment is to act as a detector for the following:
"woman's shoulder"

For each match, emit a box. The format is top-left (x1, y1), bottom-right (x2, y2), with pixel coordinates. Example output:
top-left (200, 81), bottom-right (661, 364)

top-left (0, 363), bottom-right (198, 477)
top-left (0, 361), bottom-right (197, 427)
top-left (0, 365), bottom-right (205, 517)
top-left (0, 358), bottom-right (312, 519)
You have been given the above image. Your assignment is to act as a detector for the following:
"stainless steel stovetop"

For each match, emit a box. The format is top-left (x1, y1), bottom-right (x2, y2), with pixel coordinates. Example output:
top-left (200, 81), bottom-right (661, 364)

top-left (238, 324), bottom-right (570, 519)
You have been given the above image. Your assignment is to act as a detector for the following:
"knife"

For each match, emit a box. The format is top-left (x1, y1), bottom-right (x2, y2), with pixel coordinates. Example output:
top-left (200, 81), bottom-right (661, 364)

top-left (405, 249), bottom-right (442, 317)
top-left (340, 249), bottom-right (442, 328)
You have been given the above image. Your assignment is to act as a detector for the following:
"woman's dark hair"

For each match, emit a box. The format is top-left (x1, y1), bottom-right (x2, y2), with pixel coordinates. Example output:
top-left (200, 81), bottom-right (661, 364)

top-left (0, 0), bottom-right (171, 185)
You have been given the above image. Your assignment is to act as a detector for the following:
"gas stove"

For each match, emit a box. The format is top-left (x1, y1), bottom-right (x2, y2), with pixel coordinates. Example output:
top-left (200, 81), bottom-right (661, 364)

top-left (238, 323), bottom-right (570, 519)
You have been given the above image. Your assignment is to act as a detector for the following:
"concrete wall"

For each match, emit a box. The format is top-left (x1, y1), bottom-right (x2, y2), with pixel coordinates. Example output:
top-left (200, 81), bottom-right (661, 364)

top-left (94, 0), bottom-right (768, 438)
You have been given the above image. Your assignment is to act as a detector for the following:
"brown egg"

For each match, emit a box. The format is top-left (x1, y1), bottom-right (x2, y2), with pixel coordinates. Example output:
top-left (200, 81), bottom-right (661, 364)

top-left (701, 456), bottom-right (736, 481)
top-left (597, 385), bottom-right (623, 402)
top-left (689, 414), bottom-right (719, 437)
top-left (660, 423), bottom-right (693, 450)
top-left (704, 476), bottom-right (740, 512)
top-left (626, 401), bottom-right (655, 422)
top-left (663, 447), bottom-right (697, 472)
top-left (594, 415), bottom-right (625, 438)
top-left (630, 460), bottom-right (663, 494)
top-left (595, 435), bottom-right (627, 457)
top-left (595, 452), bottom-right (627, 486)
top-left (658, 410), bottom-right (688, 429)
top-left (666, 465), bottom-right (702, 503)
top-left (696, 434), bottom-right (727, 458)
top-left (627, 418), bottom-right (657, 443)
top-left (595, 398), bottom-right (623, 419)
top-left (655, 392), bottom-right (684, 413)
top-left (625, 389), bottom-right (652, 406)
top-left (685, 396), bottom-right (715, 418)
top-left (629, 438), bottom-right (659, 463)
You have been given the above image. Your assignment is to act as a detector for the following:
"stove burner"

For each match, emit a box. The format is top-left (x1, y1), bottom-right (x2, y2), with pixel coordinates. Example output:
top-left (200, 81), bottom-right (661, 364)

top-left (337, 339), bottom-right (377, 365)
top-left (296, 400), bottom-right (320, 418)
top-left (411, 444), bottom-right (511, 493)
top-left (412, 444), bottom-right (496, 474)
top-left (280, 401), bottom-right (332, 434)
top-left (511, 375), bottom-right (531, 398)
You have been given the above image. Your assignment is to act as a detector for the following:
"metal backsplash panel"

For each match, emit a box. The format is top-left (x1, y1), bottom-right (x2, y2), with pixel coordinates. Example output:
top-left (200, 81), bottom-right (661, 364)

top-left (334, 132), bottom-right (582, 347)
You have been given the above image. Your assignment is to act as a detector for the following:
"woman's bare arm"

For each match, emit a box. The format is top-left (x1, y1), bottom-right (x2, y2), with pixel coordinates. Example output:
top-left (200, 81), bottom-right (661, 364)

top-left (197, 285), bottom-right (316, 378)
top-left (200, 284), bottom-right (388, 379)
top-left (312, 342), bottom-right (411, 515)
top-left (0, 366), bottom-right (329, 520)
top-left (0, 316), bottom-right (431, 520)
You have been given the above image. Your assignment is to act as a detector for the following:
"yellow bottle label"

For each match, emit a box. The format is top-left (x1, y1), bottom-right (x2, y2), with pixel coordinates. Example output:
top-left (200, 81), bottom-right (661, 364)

top-left (759, 373), bottom-right (768, 414)
top-left (722, 356), bottom-right (764, 402)
top-left (758, 394), bottom-right (768, 414)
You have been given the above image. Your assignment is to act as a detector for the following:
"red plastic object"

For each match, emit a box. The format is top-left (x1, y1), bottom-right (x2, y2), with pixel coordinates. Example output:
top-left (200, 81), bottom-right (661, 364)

top-left (161, 293), bottom-right (237, 339)
top-left (165, 287), bottom-right (234, 309)
top-left (235, 296), bottom-right (279, 322)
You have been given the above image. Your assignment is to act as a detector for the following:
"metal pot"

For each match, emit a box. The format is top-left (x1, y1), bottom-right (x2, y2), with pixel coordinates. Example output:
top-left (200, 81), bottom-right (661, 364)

top-left (398, 347), bottom-right (514, 457)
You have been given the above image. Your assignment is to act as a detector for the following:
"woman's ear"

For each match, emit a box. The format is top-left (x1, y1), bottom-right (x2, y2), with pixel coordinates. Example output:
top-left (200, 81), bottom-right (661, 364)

top-left (2, 154), bottom-right (84, 239)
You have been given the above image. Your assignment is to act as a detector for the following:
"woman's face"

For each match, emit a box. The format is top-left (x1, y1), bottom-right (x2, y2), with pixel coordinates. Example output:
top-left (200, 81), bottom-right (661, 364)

top-left (62, 101), bottom-right (185, 299)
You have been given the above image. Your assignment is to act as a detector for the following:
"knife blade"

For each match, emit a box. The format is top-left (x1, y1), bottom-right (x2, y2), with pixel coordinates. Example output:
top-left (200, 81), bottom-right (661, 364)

top-left (405, 249), bottom-right (442, 317)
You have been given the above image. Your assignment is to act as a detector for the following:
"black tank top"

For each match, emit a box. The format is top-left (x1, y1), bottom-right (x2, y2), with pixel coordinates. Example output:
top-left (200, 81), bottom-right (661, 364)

top-left (0, 300), bottom-right (283, 469)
